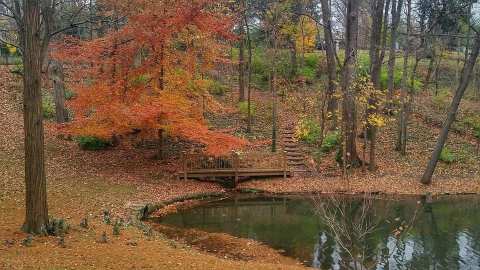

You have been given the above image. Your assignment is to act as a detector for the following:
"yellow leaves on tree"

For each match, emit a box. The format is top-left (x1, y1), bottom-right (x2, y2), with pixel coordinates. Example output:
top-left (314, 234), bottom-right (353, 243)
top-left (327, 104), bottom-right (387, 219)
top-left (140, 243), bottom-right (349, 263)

top-left (354, 77), bottom-right (389, 128)
top-left (281, 15), bottom-right (317, 54)
top-left (296, 17), bottom-right (317, 53)
top-left (54, 0), bottom-right (246, 155)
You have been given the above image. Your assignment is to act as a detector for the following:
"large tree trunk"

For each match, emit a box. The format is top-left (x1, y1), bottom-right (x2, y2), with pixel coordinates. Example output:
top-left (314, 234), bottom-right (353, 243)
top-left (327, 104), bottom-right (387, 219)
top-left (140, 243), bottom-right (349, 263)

top-left (421, 33), bottom-right (480, 185)
top-left (367, 0), bottom-right (385, 171)
top-left (320, 0), bottom-right (338, 123)
top-left (51, 61), bottom-right (67, 123)
top-left (22, 0), bottom-right (49, 234)
top-left (341, 0), bottom-right (361, 167)
top-left (385, 0), bottom-right (403, 109)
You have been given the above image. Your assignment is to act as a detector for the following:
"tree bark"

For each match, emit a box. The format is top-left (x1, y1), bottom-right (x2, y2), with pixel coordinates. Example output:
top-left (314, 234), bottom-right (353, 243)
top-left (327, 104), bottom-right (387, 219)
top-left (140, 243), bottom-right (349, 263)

top-left (51, 61), bottom-right (67, 123)
top-left (379, 0), bottom-right (391, 64)
top-left (21, 0), bottom-right (50, 234)
top-left (385, 0), bottom-right (403, 109)
top-left (341, 0), bottom-right (361, 167)
top-left (290, 39), bottom-right (298, 79)
top-left (320, 0), bottom-right (338, 124)
top-left (421, 33), bottom-right (480, 185)
top-left (238, 22), bottom-right (246, 102)
top-left (367, 0), bottom-right (386, 171)
top-left (271, 27), bottom-right (278, 153)
top-left (243, 0), bottom-right (253, 134)
top-left (396, 0), bottom-right (410, 154)
top-left (156, 129), bottom-right (164, 159)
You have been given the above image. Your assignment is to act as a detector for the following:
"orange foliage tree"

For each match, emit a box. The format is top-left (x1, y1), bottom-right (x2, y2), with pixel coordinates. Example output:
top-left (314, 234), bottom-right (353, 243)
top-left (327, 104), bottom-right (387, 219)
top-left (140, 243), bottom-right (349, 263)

top-left (54, 0), bottom-right (246, 155)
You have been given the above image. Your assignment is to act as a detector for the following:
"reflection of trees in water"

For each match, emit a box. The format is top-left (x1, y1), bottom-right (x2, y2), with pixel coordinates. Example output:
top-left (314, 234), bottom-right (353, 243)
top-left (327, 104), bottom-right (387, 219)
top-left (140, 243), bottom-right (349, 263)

top-left (312, 195), bottom-right (419, 270)
top-left (165, 195), bottom-right (480, 269)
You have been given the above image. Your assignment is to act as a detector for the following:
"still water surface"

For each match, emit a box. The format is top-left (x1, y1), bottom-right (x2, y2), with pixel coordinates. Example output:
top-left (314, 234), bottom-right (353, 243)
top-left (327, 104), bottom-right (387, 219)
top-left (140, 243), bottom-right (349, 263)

top-left (159, 195), bottom-right (480, 270)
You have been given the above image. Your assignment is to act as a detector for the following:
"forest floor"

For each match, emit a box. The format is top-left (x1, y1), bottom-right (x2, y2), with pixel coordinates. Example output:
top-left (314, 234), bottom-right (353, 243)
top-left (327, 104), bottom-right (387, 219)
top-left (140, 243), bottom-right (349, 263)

top-left (1, 64), bottom-right (479, 269)
top-left (0, 66), bottom-right (306, 270)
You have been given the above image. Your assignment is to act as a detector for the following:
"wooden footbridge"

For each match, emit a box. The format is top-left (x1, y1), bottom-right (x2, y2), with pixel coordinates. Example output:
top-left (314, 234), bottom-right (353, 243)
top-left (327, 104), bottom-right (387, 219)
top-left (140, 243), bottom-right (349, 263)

top-left (177, 151), bottom-right (294, 187)
top-left (177, 126), bottom-right (310, 187)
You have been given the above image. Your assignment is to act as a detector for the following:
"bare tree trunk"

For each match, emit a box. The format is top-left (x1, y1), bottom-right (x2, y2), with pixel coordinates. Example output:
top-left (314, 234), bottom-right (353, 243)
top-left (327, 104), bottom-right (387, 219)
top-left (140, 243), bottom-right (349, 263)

top-left (51, 61), bottom-right (67, 123)
top-left (243, 0), bottom-right (253, 134)
top-left (367, 0), bottom-right (386, 171)
top-left (421, 33), bottom-right (480, 185)
top-left (385, 0), bottom-right (403, 109)
top-left (320, 0), bottom-right (338, 124)
top-left (238, 21), bottom-right (246, 102)
top-left (396, 0), bottom-right (410, 154)
top-left (290, 39), bottom-right (298, 79)
top-left (379, 0), bottom-right (391, 64)
top-left (424, 45), bottom-right (436, 91)
top-left (341, 0), bottom-right (361, 167)
top-left (156, 129), bottom-right (164, 159)
top-left (21, 0), bottom-right (50, 234)
top-left (271, 29), bottom-right (278, 153)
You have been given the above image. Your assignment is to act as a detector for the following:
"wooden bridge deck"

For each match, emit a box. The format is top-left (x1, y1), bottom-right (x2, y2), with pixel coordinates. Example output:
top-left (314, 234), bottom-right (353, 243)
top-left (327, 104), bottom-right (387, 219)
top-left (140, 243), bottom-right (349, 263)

top-left (178, 168), bottom-right (293, 179)
top-left (177, 152), bottom-right (294, 187)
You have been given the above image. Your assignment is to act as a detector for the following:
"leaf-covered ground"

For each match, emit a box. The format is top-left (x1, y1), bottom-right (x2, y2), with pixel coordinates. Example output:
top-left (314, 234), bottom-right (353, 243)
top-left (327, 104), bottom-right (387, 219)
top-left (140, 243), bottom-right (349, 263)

top-left (0, 66), bottom-right (306, 270)
top-left (1, 64), bottom-right (479, 269)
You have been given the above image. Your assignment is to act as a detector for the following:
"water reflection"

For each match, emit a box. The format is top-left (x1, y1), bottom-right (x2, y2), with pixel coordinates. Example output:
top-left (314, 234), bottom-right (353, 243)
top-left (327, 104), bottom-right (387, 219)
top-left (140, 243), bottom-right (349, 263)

top-left (158, 195), bottom-right (480, 270)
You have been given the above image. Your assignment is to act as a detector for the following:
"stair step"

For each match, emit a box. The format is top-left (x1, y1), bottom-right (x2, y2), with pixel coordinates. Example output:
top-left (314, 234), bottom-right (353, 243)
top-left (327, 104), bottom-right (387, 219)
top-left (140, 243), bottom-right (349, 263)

top-left (283, 143), bottom-right (299, 147)
top-left (286, 153), bottom-right (303, 157)
top-left (287, 156), bottom-right (304, 161)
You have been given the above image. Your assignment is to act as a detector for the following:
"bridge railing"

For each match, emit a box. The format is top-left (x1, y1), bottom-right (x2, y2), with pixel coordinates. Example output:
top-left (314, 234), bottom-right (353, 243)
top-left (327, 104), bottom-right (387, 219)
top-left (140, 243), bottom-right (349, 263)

top-left (180, 151), bottom-right (288, 180)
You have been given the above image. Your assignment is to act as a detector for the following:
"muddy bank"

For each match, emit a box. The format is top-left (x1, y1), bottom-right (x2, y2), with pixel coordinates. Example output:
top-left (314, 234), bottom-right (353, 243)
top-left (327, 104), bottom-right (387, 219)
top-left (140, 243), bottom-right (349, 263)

top-left (149, 223), bottom-right (303, 267)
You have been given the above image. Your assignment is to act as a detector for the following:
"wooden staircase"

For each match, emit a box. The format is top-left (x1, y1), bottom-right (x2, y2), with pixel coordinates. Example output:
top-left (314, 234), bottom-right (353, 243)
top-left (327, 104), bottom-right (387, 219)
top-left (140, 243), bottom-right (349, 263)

top-left (281, 128), bottom-right (308, 173)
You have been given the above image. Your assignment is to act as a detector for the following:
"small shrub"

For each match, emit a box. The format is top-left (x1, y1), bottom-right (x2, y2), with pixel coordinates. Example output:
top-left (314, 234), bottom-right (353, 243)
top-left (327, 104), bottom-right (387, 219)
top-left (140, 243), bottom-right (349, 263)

top-left (64, 89), bottom-right (76, 100)
top-left (474, 128), bottom-right (480, 139)
top-left (238, 101), bottom-right (256, 118)
top-left (295, 117), bottom-right (321, 144)
top-left (76, 136), bottom-right (112, 151)
top-left (304, 53), bottom-right (319, 69)
top-left (131, 74), bottom-right (150, 86)
top-left (113, 220), bottom-right (122, 236)
top-left (46, 217), bottom-right (69, 236)
top-left (42, 93), bottom-right (56, 119)
top-left (461, 114), bottom-right (480, 138)
top-left (209, 80), bottom-right (228, 96)
top-left (298, 66), bottom-right (316, 82)
top-left (10, 63), bottom-right (23, 75)
top-left (440, 147), bottom-right (456, 164)
top-left (320, 131), bottom-right (340, 153)
top-left (432, 90), bottom-right (451, 109)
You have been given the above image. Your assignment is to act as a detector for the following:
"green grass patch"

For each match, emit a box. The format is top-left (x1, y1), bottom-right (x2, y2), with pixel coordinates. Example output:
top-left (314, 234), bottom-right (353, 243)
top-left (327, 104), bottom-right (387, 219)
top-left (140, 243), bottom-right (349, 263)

top-left (432, 90), bottom-right (452, 109)
top-left (42, 92), bottom-right (56, 119)
top-left (320, 131), bottom-right (340, 153)
top-left (238, 101), bottom-right (256, 118)
top-left (440, 146), bottom-right (456, 164)
top-left (208, 80), bottom-right (228, 96)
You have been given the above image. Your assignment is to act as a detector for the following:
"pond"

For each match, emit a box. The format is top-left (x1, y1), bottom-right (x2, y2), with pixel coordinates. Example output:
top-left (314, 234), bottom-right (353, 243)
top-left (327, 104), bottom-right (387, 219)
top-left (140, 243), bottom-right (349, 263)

top-left (157, 194), bottom-right (480, 270)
